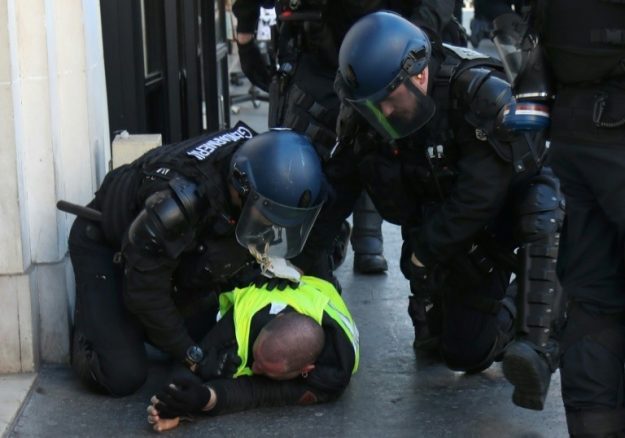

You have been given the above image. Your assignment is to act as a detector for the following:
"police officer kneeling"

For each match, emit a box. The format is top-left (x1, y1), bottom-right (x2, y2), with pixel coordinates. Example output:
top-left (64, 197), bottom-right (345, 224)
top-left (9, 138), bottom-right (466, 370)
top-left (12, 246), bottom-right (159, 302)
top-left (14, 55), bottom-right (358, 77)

top-left (304, 11), bottom-right (564, 409)
top-left (65, 125), bottom-right (326, 396)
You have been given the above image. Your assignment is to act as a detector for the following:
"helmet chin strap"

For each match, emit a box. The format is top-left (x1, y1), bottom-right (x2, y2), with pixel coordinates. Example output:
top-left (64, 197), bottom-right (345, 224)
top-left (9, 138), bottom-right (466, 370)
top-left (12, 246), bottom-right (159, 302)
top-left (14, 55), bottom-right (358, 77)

top-left (248, 244), bottom-right (302, 283)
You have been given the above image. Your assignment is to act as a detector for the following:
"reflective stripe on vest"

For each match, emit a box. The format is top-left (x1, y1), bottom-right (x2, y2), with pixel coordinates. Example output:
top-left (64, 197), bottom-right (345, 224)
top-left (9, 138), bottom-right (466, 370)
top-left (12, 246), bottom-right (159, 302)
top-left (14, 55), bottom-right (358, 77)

top-left (218, 275), bottom-right (360, 377)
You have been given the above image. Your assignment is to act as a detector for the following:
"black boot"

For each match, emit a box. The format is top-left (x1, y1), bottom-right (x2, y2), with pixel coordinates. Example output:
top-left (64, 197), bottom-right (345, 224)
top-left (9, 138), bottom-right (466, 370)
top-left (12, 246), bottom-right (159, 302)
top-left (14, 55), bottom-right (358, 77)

top-left (351, 192), bottom-right (388, 274)
top-left (502, 236), bottom-right (563, 410)
top-left (502, 339), bottom-right (557, 410)
top-left (503, 170), bottom-right (565, 410)
top-left (331, 220), bottom-right (351, 270)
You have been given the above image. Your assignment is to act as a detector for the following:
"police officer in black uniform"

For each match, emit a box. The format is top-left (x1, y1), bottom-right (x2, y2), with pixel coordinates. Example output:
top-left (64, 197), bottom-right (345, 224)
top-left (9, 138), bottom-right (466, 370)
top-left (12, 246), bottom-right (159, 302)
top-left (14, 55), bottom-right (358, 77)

top-left (300, 10), bottom-right (565, 406)
top-left (515, 0), bottom-right (625, 435)
top-left (65, 126), bottom-right (326, 396)
top-left (469, 0), bottom-right (518, 48)
top-left (232, 0), bottom-right (465, 277)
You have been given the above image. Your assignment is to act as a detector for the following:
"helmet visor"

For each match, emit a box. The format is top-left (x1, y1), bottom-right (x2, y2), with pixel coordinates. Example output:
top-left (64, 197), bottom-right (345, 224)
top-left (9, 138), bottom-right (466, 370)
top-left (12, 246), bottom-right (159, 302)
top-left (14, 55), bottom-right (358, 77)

top-left (236, 191), bottom-right (323, 259)
top-left (346, 75), bottom-right (436, 141)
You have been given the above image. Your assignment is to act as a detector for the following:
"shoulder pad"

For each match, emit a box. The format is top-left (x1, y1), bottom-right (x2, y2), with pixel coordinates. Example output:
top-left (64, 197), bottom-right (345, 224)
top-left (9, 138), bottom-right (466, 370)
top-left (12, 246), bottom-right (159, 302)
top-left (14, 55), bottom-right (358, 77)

top-left (453, 67), bottom-right (512, 124)
top-left (127, 179), bottom-right (204, 258)
top-left (452, 68), bottom-right (548, 171)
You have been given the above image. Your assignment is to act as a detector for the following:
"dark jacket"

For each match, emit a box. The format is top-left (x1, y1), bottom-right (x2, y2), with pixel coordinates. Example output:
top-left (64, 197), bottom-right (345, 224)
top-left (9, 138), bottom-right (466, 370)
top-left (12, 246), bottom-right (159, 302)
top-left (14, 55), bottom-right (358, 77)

top-left (296, 47), bottom-right (539, 280)
top-left (85, 124), bottom-right (259, 360)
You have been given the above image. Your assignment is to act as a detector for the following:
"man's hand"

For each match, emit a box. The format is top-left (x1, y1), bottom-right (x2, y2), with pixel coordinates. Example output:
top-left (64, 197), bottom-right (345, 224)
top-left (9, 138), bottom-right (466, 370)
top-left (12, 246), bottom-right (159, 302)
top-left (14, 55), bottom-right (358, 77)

top-left (153, 374), bottom-right (214, 418)
top-left (146, 404), bottom-right (181, 433)
top-left (253, 274), bottom-right (299, 291)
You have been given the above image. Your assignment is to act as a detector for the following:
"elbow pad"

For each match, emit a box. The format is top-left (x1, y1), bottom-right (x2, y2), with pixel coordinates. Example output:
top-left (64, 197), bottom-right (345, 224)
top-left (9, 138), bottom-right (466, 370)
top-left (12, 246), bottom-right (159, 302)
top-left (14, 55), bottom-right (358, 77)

top-left (128, 178), bottom-right (204, 258)
top-left (454, 67), bottom-right (513, 133)
top-left (453, 67), bottom-right (546, 170)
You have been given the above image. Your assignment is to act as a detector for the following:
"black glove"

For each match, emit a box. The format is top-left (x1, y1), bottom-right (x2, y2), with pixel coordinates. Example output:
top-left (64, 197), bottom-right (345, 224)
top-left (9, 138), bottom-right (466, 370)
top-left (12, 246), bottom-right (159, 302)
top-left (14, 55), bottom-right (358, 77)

top-left (238, 40), bottom-right (271, 92)
top-left (155, 373), bottom-right (212, 418)
top-left (253, 274), bottom-right (299, 291)
top-left (196, 344), bottom-right (242, 381)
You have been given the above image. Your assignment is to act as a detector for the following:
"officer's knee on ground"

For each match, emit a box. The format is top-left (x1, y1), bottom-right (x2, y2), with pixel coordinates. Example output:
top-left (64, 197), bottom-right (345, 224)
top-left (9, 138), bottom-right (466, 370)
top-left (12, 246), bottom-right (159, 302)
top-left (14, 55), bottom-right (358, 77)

top-left (72, 332), bottom-right (147, 396)
top-left (103, 362), bottom-right (148, 397)
top-left (440, 331), bottom-right (500, 373)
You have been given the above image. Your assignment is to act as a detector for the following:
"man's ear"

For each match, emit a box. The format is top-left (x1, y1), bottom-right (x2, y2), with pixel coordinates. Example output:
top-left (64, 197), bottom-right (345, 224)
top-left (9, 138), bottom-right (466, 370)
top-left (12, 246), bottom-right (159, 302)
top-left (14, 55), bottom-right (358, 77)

top-left (414, 66), bottom-right (429, 93)
top-left (301, 363), bottom-right (315, 374)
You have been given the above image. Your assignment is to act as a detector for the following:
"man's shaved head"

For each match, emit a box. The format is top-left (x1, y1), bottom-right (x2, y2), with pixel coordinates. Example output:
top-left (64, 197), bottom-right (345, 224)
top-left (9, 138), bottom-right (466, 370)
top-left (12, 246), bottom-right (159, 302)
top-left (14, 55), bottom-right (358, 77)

top-left (252, 312), bottom-right (325, 380)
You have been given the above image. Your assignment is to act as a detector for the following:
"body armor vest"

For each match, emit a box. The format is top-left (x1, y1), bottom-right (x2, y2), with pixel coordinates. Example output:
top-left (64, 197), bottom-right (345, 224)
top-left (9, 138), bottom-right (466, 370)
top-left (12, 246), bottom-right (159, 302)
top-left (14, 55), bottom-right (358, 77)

top-left (541, 0), bottom-right (625, 84)
top-left (96, 122), bottom-right (254, 247)
top-left (135, 123), bottom-right (259, 292)
top-left (356, 47), bottom-right (503, 227)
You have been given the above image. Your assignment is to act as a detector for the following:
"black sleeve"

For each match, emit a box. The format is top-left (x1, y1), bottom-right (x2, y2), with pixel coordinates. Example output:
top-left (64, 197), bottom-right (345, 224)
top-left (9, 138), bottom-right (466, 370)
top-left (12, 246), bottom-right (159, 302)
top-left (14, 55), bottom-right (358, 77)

top-left (232, 0), bottom-right (265, 34)
top-left (411, 124), bottom-right (516, 266)
top-left (198, 311), bottom-right (236, 353)
top-left (306, 313), bottom-right (356, 394)
top-left (122, 241), bottom-right (195, 360)
top-left (208, 376), bottom-right (335, 415)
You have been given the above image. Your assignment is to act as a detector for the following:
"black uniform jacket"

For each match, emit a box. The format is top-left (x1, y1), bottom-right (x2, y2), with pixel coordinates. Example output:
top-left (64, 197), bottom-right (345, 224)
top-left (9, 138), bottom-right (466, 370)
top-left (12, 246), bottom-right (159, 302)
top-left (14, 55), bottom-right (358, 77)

top-left (91, 127), bottom-right (258, 361)
top-left (296, 57), bottom-right (520, 272)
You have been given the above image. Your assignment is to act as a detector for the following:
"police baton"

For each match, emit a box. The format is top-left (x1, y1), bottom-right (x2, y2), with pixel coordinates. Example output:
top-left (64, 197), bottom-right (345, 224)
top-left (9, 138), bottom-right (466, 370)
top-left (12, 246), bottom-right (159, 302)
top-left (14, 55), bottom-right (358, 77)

top-left (56, 200), bottom-right (102, 222)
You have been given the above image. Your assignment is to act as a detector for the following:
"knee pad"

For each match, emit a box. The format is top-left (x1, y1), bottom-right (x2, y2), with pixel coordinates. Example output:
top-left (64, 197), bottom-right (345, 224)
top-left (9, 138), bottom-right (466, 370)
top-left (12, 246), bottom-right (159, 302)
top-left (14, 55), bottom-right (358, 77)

top-left (515, 168), bottom-right (566, 348)
top-left (516, 167), bottom-right (565, 242)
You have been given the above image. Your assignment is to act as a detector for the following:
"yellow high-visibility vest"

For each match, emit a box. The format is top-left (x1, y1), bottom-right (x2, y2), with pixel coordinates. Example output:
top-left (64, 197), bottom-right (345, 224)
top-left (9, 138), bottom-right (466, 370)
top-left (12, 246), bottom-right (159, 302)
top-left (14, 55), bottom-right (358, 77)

top-left (218, 276), bottom-right (359, 377)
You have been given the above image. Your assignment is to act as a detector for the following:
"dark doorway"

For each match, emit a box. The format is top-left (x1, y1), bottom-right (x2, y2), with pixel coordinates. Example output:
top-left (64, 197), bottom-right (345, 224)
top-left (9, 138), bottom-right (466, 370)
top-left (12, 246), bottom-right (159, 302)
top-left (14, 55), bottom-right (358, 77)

top-left (100, 0), bottom-right (230, 145)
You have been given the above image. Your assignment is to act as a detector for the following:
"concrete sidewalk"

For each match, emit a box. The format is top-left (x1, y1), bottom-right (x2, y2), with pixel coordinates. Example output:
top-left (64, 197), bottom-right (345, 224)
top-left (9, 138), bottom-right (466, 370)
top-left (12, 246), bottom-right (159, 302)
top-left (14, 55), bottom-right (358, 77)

top-left (6, 222), bottom-right (567, 438)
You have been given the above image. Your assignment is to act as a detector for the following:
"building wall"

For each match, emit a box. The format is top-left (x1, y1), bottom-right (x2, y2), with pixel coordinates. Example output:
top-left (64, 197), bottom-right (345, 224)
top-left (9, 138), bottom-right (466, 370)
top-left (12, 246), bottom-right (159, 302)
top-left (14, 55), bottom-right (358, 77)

top-left (0, 0), bottom-right (109, 373)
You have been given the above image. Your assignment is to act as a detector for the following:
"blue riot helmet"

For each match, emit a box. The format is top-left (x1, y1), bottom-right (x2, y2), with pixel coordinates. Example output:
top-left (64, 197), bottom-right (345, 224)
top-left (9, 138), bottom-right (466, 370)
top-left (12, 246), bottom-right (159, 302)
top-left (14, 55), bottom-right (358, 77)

top-left (229, 129), bottom-right (326, 260)
top-left (339, 11), bottom-right (436, 141)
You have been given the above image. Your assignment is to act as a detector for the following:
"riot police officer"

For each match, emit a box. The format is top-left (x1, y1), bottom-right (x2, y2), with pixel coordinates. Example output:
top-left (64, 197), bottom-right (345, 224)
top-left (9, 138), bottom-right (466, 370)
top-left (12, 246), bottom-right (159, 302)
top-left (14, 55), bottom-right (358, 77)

top-left (518, 0), bottom-right (625, 435)
top-left (65, 126), bottom-right (326, 396)
top-left (232, 0), bottom-right (465, 277)
top-left (301, 10), bottom-right (564, 407)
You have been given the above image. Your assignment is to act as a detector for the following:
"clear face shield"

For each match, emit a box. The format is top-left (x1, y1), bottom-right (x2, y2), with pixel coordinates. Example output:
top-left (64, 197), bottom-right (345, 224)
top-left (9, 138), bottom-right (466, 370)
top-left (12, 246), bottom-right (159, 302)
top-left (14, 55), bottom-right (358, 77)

top-left (236, 190), bottom-right (323, 275)
top-left (492, 12), bottom-right (528, 83)
top-left (346, 72), bottom-right (436, 142)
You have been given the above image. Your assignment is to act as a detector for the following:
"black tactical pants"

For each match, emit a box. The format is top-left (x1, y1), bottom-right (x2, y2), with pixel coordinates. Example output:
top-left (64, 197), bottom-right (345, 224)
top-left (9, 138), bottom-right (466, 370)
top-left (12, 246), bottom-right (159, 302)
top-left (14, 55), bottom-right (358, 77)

top-left (402, 237), bottom-right (514, 372)
top-left (439, 267), bottom-right (513, 372)
top-left (68, 217), bottom-right (215, 396)
top-left (550, 139), bottom-right (625, 437)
